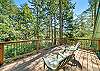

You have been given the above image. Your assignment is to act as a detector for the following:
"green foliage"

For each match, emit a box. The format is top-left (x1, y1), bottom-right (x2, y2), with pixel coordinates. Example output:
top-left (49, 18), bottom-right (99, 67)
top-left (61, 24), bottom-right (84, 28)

top-left (0, 1), bottom-right (37, 41)
top-left (0, 0), bottom-right (76, 41)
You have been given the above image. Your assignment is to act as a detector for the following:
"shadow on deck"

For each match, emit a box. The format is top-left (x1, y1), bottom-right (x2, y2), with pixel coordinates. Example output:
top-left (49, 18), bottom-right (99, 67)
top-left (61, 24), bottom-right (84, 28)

top-left (0, 45), bottom-right (100, 71)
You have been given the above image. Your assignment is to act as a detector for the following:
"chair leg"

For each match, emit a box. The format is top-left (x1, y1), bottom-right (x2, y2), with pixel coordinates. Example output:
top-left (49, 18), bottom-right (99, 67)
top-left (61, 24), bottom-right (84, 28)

top-left (48, 68), bottom-right (52, 71)
top-left (63, 67), bottom-right (66, 71)
top-left (44, 62), bottom-right (46, 69)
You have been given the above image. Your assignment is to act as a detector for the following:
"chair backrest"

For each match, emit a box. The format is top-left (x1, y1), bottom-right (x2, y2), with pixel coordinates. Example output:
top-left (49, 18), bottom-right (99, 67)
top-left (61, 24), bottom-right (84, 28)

top-left (75, 42), bottom-right (80, 50)
top-left (71, 42), bottom-right (80, 54)
top-left (62, 42), bottom-right (80, 54)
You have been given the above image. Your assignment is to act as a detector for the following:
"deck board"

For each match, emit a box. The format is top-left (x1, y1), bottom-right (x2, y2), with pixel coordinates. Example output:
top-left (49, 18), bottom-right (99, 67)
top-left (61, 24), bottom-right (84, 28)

top-left (81, 50), bottom-right (86, 71)
top-left (87, 51), bottom-right (93, 71)
top-left (0, 45), bottom-right (100, 71)
top-left (91, 53), bottom-right (99, 71)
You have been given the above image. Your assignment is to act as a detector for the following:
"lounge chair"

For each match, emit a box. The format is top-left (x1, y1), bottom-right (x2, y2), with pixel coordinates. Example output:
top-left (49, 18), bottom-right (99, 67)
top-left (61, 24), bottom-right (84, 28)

top-left (42, 54), bottom-right (75, 71)
top-left (42, 42), bottom-right (80, 71)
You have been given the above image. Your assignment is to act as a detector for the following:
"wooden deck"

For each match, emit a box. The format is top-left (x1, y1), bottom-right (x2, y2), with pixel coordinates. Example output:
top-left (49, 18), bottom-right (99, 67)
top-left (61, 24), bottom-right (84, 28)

top-left (0, 45), bottom-right (100, 71)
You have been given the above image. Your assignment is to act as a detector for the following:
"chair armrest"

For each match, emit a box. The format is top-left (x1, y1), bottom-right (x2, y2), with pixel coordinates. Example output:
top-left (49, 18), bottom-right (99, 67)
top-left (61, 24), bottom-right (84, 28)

top-left (58, 52), bottom-right (66, 58)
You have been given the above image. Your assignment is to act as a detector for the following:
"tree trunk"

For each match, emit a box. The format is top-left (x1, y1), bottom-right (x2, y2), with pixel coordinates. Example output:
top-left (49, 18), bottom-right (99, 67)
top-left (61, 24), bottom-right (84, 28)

top-left (36, 3), bottom-right (40, 50)
top-left (48, 21), bottom-right (50, 39)
top-left (59, 0), bottom-right (63, 45)
top-left (92, 2), bottom-right (97, 38)
top-left (49, 0), bottom-right (53, 45)
top-left (54, 14), bottom-right (56, 45)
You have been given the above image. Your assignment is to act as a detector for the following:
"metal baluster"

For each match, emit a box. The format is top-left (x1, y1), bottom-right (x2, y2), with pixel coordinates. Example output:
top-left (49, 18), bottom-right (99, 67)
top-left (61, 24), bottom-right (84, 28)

top-left (24, 42), bottom-right (27, 54)
top-left (14, 43), bottom-right (17, 58)
top-left (18, 43), bottom-right (20, 55)
top-left (80, 40), bottom-right (82, 49)
top-left (22, 42), bottom-right (24, 54)
top-left (11, 44), bottom-right (13, 58)
top-left (26, 42), bottom-right (28, 53)
top-left (21, 42), bottom-right (23, 55)
top-left (85, 40), bottom-right (88, 49)
top-left (6, 44), bottom-right (8, 58)
top-left (28, 42), bottom-right (31, 52)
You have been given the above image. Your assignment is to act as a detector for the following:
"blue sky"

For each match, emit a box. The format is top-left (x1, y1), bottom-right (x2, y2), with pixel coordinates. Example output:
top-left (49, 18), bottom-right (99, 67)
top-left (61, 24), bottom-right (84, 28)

top-left (14, 0), bottom-right (89, 16)
top-left (73, 0), bottom-right (89, 15)
top-left (14, 0), bottom-right (28, 7)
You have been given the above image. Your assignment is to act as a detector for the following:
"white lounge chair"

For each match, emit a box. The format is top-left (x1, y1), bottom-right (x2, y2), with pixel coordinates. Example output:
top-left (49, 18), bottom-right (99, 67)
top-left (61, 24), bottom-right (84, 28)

top-left (42, 42), bottom-right (80, 71)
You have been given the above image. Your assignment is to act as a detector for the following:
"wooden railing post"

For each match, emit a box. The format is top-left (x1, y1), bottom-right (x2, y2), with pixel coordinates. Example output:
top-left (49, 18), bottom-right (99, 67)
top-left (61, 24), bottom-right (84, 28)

top-left (36, 39), bottom-right (40, 53)
top-left (98, 40), bottom-right (100, 51)
top-left (0, 43), bottom-right (4, 65)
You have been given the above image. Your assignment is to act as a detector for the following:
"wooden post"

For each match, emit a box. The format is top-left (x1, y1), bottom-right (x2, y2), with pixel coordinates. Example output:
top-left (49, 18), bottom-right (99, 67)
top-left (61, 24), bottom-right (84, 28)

top-left (98, 40), bottom-right (100, 51)
top-left (35, 39), bottom-right (38, 53)
top-left (36, 37), bottom-right (40, 53)
top-left (0, 43), bottom-right (4, 65)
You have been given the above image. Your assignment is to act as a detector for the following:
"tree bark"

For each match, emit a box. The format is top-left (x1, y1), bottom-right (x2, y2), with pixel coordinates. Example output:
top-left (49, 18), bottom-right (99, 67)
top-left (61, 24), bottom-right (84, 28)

top-left (59, 0), bottom-right (63, 45)
top-left (54, 14), bottom-right (56, 45)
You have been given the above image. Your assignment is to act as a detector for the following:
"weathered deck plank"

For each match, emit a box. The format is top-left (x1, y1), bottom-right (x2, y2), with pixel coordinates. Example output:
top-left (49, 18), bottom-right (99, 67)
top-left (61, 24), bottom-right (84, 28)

top-left (91, 53), bottom-right (99, 71)
top-left (87, 51), bottom-right (93, 71)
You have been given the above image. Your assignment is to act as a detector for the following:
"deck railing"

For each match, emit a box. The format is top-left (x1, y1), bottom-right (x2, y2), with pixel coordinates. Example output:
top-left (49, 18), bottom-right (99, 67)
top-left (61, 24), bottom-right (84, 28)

top-left (64, 38), bottom-right (99, 51)
top-left (0, 39), bottom-right (54, 64)
top-left (0, 38), bottom-right (100, 65)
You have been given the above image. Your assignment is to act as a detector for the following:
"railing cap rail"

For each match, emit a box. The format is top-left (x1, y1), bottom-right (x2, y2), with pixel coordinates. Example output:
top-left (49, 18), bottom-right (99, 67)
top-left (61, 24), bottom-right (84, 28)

top-left (0, 40), bottom-right (33, 44)
top-left (0, 38), bottom-right (100, 44)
